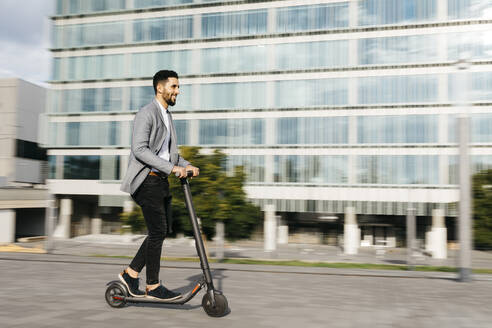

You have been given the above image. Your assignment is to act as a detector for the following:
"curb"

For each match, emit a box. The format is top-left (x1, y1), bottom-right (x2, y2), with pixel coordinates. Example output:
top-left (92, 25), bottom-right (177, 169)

top-left (0, 244), bottom-right (46, 254)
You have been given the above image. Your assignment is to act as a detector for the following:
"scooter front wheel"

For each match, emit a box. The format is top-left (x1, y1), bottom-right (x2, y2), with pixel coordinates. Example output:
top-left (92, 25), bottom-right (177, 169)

top-left (202, 293), bottom-right (228, 317)
top-left (105, 283), bottom-right (127, 308)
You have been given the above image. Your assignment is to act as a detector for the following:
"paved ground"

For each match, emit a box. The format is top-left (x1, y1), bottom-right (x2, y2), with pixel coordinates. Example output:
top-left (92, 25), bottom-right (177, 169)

top-left (0, 253), bottom-right (491, 328)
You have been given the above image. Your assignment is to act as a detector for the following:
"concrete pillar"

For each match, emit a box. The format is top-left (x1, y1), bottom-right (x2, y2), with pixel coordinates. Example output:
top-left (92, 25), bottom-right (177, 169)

top-left (44, 196), bottom-right (56, 253)
top-left (277, 215), bottom-right (288, 245)
top-left (349, 0), bottom-right (358, 28)
top-left (100, 156), bottom-right (117, 180)
top-left (264, 154), bottom-right (274, 183)
top-left (91, 218), bottom-right (102, 235)
top-left (267, 7), bottom-right (276, 34)
top-left (457, 76), bottom-right (472, 281)
top-left (264, 204), bottom-right (277, 252)
top-left (387, 233), bottom-right (396, 248)
top-left (277, 225), bottom-right (289, 245)
top-left (344, 206), bottom-right (359, 255)
top-left (406, 207), bottom-right (417, 267)
top-left (53, 198), bottom-right (72, 239)
top-left (265, 118), bottom-right (276, 146)
top-left (55, 155), bottom-right (64, 179)
top-left (123, 199), bottom-right (134, 213)
top-left (425, 228), bottom-right (432, 253)
top-left (191, 49), bottom-right (201, 79)
top-left (119, 155), bottom-right (129, 180)
top-left (430, 208), bottom-right (447, 259)
top-left (0, 209), bottom-right (16, 243)
top-left (348, 116), bottom-right (357, 184)
top-left (189, 119), bottom-right (199, 146)
top-left (124, 10), bottom-right (133, 44)
top-left (437, 0), bottom-right (448, 22)
top-left (81, 216), bottom-right (90, 235)
top-left (193, 13), bottom-right (201, 38)
top-left (215, 221), bottom-right (224, 260)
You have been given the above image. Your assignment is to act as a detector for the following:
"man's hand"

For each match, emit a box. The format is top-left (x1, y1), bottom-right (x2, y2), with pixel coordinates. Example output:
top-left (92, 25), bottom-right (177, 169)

top-left (185, 165), bottom-right (200, 178)
top-left (172, 166), bottom-right (187, 178)
top-left (172, 165), bottom-right (199, 178)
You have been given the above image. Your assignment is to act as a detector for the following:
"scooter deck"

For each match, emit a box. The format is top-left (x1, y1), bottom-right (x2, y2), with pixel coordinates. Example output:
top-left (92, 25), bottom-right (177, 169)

top-left (124, 295), bottom-right (188, 305)
top-left (108, 279), bottom-right (204, 305)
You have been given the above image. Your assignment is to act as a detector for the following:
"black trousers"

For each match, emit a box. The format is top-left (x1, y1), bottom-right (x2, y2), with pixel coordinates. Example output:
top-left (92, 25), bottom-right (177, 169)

top-left (129, 174), bottom-right (171, 285)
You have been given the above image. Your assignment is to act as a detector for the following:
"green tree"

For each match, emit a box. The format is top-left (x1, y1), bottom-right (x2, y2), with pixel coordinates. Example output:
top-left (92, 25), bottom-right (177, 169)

top-left (472, 169), bottom-right (492, 250)
top-left (120, 205), bottom-right (146, 234)
top-left (121, 146), bottom-right (262, 240)
top-left (170, 146), bottom-right (262, 240)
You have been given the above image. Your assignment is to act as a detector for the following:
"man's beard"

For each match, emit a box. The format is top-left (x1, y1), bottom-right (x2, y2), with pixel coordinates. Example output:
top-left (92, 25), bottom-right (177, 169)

top-left (166, 95), bottom-right (176, 106)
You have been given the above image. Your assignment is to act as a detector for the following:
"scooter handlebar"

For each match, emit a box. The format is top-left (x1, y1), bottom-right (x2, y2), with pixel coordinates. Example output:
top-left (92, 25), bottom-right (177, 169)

top-left (175, 170), bottom-right (194, 178)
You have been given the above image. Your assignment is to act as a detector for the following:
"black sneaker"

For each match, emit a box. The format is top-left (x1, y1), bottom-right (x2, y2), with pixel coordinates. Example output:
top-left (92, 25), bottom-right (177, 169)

top-left (118, 270), bottom-right (145, 297)
top-left (146, 284), bottom-right (181, 300)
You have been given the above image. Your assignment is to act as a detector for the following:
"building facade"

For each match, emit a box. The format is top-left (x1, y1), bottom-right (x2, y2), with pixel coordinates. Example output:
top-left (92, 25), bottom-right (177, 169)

top-left (0, 78), bottom-right (49, 243)
top-left (46, 0), bottom-right (492, 245)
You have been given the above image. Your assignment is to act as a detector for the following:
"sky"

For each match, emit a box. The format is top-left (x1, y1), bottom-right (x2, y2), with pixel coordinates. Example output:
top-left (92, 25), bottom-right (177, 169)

top-left (0, 0), bottom-right (55, 87)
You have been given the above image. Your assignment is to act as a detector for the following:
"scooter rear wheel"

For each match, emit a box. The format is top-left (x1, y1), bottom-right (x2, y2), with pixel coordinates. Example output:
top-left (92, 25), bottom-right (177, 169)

top-left (105, 283), bottom-right (127, 308)
top-left (202, 293), bottom-right (228, 317)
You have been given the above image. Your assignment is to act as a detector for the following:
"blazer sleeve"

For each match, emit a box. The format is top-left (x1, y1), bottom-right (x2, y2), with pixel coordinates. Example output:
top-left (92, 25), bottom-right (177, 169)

top-left (169, 113), bottom-right (190, 168)
top-left (177, 154), bottom-right (190, 168)
top-left (131, 108), bottom-right (174, 175)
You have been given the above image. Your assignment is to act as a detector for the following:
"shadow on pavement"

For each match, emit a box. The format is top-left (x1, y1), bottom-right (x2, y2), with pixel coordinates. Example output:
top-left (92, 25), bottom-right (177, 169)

top-left (209, 251), bottom-right (249, 258)
top-left (384, 259), bottom-right (407, 265)
top-left (129, 270), bottom-right (231, 316)
top-left (130, 302), bottom-right (202, 310)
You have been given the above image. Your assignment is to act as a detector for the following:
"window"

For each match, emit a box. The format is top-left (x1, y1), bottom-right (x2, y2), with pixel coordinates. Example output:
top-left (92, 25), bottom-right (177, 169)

top-left (199, 119), bottom-right (264, 145)
top-left (16, 140), bottom-right (47, 161)
top-left (277, 117), bottom-right (348, 144)
top-left (63, 156), bottom-right (100, 179)
top-left (357, 115), bottom-right (438, 143)
top-left (449, 72), bottom-right (492, 103)
top-left (134, 0), bottom-right (193, 8)
top-left (359, 0), bottom-right (437, 26)
top-left (275, 40), bottom-right (348, 70)
top-left (199, 82), bottom-right (267, 110)
top-left (276, 3), bottom-right (348, 32)
top-left (359, 35), bottom-right (438, 65)
top-left (275, 79), bottom-right (348, 108)
top-left (274, 156), bottom-right (348, 183)
top-left (357, 156), bottom-right (439, 184)
top-left (358, 75), bottom-right (438, 104)
top-left (201, 9), bottom-right (267, 38)
top-left (201, 46), bottom-right (267, 74)
top-left (448, 0), bottom-right (491, 19)
top-left (226, 155), bottom-right (265, 182)
top-left (448, 31), bottom-right (492, 61)
top-left (133, 16), bottom-right (193, 42)
top-left (52, 122), bottom-right (122, 146)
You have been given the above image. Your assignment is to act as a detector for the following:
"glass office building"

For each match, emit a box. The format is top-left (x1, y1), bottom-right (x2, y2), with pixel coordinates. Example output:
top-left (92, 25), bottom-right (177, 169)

top-left (46, 0), bottom-right (492, 243)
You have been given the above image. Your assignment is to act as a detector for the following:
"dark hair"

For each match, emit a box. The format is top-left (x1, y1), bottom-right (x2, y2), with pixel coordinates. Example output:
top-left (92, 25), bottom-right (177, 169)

top-left (153, 70), bottom-right (179, 94)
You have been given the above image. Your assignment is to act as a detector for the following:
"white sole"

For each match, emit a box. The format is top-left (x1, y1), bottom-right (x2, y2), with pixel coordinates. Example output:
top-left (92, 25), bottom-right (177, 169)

top-left (145, 293), bottom-right (182, 301)
top-left (118, 273), bottom-right (145, 298)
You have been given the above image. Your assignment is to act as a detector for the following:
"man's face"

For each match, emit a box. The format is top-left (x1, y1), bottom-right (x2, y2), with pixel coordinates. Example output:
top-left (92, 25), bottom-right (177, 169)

top-left (157, 77), bottom-right (180, 107)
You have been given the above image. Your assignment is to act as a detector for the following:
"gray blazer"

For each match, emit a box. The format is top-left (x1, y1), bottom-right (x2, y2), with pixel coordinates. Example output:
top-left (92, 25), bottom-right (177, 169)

top-left (120, 99), bottom-right (190, 195)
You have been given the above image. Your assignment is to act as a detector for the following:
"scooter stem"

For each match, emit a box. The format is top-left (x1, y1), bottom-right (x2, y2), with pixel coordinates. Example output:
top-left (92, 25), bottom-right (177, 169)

top-left (180, 175), bottom-right (216, 298)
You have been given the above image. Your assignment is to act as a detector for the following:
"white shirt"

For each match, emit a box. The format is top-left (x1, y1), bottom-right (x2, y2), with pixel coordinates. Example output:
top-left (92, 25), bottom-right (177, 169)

top-left (152, 100), bottom-right (171, 172)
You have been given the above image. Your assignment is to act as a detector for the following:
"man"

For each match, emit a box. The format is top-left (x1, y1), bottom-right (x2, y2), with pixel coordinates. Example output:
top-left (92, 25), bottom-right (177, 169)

top-left (119, 70), bottom-right (199, 300)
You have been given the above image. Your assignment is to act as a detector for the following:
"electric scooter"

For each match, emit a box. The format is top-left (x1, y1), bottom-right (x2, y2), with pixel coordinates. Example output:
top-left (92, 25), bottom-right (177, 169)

top-left (105, 172), bottom-right (229, 317)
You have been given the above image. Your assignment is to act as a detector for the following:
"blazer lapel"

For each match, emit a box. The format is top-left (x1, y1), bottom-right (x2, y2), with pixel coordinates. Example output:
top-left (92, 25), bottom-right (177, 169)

top-left (152, 99), bottom-right (167, 153)
top-left (153, 98), bottom-right (165, 126)
top-left (167, 111), bottom-right (178, 163)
